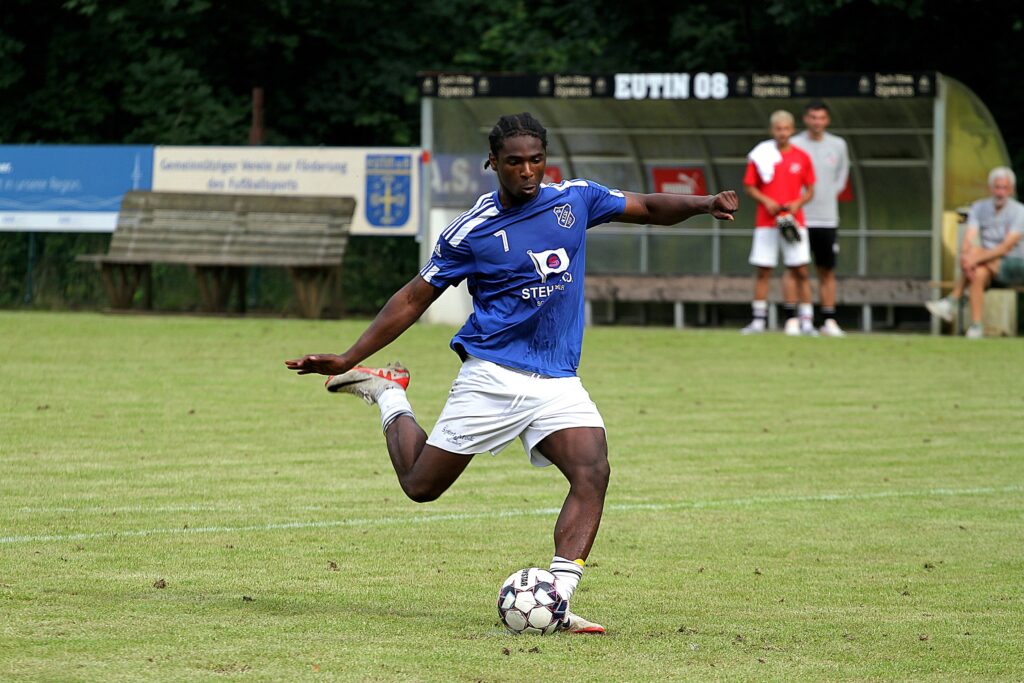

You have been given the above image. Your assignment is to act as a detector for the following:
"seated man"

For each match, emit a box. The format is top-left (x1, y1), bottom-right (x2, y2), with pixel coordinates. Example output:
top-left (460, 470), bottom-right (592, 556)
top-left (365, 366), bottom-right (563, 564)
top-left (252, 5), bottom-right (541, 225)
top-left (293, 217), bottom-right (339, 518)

top-left (926, 166), bottom-right (1024, 338)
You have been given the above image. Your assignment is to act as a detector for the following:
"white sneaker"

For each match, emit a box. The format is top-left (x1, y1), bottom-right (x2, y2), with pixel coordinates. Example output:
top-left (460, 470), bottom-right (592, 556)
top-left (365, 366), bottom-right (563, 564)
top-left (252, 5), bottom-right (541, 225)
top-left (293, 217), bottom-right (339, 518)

top-left (740, 320), bottom-right (766, 335)
top-left (966, 324), bottom-right (984, 339)
top-left (560, 611), bottom-right (605, 634)
top-left (324, 362), bottom-right (410, 404)
top-left (800, 323), bottom-right (820, 337)
top-left (925, 297), bottom-right (955, 322)
top-left (784, 317), bottom-right (800, 336)
top-left (820, 319), bottom-right (846, 337)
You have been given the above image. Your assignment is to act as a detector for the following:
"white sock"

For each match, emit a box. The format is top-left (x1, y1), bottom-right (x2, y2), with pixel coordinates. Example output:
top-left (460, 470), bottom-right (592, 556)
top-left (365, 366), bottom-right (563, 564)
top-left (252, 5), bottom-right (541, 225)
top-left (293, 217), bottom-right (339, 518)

top-left (376, 389), bottom-right (413, 432)
top-left (749, 300), bottom-right (768, 330)
top-left (798, 303), bottom-right (814, 327)
top-left (550, 555), bottom-right (584, 602)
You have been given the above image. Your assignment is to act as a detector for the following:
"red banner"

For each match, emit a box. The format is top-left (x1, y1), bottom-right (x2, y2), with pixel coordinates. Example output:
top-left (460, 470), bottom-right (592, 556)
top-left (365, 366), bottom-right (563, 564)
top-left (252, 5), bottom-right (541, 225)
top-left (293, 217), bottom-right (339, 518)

top-left (543, 166), bottom-right (563, 184)
top-left (652, 167), bottom-right (707, 195)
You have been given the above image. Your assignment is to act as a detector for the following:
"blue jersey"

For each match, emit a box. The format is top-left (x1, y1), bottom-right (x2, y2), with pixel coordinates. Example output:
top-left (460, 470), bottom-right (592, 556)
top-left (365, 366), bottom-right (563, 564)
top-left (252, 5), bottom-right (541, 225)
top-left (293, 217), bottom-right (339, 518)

top-left (420, 179), bottom-right (627, 377)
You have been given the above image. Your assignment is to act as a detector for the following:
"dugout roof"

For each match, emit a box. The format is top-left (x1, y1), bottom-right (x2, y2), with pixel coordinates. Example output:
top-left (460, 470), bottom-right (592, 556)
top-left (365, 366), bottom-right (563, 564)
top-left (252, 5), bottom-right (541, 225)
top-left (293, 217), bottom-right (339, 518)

top-left (418, 71), bottom-right (1009, 326)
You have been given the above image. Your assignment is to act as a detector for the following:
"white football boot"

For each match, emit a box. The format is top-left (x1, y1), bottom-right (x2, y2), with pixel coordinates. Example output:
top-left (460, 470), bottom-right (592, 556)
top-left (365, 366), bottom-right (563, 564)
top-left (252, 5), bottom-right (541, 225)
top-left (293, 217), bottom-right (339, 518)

top-left (560, 611), bottom-right (605, 634)
top-left (965, 323), bottom-right (984, 339)
top-left (820, 318), bottom-right (846, 337)
top-left (324, 362), bottom-right (410, 404)
top-left (740, 320), bottom-right (766, 335)
top-left (784, 317), bottom-right (801, 336)
top-left (925, 297), bottom-right (955, 323)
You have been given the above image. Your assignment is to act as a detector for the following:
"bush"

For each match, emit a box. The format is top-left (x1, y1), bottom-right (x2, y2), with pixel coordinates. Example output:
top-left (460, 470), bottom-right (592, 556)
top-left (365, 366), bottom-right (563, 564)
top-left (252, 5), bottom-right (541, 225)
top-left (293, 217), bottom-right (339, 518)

top-left (0, 232), bottom-right (420, 317)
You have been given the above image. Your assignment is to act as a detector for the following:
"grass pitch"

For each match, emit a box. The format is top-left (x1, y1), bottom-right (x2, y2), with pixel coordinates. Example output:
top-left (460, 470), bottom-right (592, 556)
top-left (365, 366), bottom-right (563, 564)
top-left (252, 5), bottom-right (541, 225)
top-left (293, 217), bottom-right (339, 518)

top-left (1, 311), bottom-right (1022, 681)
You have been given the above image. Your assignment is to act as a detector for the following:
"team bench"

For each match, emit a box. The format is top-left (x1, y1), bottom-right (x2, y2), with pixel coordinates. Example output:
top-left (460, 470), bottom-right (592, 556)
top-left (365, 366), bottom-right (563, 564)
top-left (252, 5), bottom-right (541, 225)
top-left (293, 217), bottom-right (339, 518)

top-left (77, 191), bottom-right (355, 318)
top-left (584, 274), bottom-right (934, 331)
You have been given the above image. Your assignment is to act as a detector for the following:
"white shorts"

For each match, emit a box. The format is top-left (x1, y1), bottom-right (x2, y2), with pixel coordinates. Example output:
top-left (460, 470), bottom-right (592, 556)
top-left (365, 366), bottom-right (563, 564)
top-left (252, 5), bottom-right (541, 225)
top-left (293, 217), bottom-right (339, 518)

top-left (749, 226), bottom-right (811, 268)
top-left (426, 356), bottom-right (605, 467)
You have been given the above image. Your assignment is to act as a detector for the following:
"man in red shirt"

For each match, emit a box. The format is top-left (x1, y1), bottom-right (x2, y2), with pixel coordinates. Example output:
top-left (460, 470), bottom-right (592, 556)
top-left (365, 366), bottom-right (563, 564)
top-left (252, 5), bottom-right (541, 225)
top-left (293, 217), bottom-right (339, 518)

top-left (741, 110), bottom-right (816, 335)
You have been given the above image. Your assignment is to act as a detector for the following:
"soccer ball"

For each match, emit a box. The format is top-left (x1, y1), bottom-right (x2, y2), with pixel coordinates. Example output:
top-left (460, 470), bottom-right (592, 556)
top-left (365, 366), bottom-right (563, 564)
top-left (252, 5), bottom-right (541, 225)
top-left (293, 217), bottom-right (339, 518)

top-left (497, 567), bottom-right (567, 635)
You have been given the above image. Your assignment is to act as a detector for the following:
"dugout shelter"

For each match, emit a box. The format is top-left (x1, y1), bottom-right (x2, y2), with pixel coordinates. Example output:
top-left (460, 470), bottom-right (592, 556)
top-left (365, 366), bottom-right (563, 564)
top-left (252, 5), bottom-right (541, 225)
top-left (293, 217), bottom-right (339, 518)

top-left (417, 71), bottom-right (1010, 333)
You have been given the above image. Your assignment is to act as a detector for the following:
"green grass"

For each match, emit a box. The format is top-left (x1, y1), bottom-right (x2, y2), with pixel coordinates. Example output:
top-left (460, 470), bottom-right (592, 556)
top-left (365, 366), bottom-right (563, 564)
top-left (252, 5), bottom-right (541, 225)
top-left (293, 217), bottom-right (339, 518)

top-left (1, 311), bottom-right (1022, 681)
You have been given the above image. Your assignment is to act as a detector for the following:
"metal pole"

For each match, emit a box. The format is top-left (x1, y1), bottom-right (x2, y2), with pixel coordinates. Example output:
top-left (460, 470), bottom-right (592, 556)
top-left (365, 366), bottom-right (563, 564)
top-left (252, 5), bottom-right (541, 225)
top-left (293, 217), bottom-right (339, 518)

top-left (24, 232), bottom-right (36, 305)
top-left (419, 95), bottom-right (434, 263)
top-left (930, 75), bottom-right (947, 335)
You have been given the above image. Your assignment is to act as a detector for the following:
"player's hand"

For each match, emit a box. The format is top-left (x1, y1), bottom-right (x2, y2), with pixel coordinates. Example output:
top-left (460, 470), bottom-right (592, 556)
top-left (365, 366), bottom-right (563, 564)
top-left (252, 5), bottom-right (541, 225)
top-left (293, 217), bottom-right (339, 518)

top-left (710, 191), bottom-right (739, 220)
top-left (285, 353), bottom-right (350, 375)
top-left (775, 214), bottom-right (801, 244)
top-left (762, 198), bottom-right (781, 215)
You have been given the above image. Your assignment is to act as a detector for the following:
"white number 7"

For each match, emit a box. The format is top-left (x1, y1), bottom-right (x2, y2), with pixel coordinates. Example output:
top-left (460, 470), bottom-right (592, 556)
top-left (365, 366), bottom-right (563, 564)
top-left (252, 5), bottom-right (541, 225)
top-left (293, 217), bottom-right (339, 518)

top-left (494, 229), bottom-right (509, 253)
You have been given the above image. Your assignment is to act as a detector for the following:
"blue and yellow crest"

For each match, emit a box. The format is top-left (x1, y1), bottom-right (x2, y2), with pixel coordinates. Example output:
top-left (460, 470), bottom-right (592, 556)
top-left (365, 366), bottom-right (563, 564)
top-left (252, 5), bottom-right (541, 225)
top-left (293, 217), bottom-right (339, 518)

top-left (366, 154), bottom-right (412, 227)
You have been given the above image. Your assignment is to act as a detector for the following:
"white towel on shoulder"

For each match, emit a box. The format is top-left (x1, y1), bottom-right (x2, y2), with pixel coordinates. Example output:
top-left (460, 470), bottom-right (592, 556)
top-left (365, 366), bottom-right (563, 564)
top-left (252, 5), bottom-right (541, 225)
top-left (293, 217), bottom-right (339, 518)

top-left (748, 140), bottom-right (782, 183)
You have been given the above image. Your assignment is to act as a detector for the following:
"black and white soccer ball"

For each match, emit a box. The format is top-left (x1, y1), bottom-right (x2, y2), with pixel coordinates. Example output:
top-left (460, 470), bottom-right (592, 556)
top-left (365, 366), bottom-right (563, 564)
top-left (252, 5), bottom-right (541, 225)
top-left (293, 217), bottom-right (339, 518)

top-left (497, 567), bottom-right (568, 635)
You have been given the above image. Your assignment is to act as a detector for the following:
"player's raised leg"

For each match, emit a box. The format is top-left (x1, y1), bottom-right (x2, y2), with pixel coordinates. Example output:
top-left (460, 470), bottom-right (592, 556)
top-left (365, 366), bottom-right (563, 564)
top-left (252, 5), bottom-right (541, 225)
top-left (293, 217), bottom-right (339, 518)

top-left (326, 363), bottom-right (472, 502)
top-left (536, 426), bottom-right (609, 634)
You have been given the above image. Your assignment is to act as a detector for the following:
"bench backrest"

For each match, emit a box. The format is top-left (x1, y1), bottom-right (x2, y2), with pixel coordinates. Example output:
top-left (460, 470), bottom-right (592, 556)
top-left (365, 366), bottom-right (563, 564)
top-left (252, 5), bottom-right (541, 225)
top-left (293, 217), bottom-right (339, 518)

top-left (107, 191), bottom-right (355, 267)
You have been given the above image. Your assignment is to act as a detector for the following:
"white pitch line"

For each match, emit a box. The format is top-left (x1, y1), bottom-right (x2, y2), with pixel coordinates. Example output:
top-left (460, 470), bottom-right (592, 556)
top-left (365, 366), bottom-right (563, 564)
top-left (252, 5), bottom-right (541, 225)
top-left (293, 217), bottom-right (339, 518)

top-left (0, 484), bottom-right (1020, 545)
top-left (11, 504), bottom-right (241, 515)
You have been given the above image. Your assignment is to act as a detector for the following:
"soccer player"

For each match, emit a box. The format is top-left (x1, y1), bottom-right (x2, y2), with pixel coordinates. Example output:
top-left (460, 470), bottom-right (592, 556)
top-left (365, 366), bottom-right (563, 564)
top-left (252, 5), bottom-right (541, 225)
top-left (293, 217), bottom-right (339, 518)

top-left (740, 110), bottom-right (816, 335)
top-left (925, 166), bottom-right (1024, 338)
top-left (791, 100), bottom-right (850, 337)
top-left (286, 113), bottom-right (738, 633)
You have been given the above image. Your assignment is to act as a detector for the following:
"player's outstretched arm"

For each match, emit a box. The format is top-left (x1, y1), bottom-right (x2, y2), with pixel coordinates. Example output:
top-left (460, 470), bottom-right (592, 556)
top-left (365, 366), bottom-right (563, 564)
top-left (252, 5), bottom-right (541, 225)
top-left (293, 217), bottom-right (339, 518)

top-left (616, 190), bottom-right (738, 225)
top-left (285, 275), bottom-right (443, 376)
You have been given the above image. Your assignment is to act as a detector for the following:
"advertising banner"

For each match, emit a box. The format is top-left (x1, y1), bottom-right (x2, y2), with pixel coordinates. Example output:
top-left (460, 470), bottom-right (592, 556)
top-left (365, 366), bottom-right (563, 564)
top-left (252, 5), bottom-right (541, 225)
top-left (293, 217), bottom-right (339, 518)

top-left (428, 153), bottom-right (496, 208)
top-left (0, 146), bottom-right (153, 232)
top-left (419, 71), bottom-right (938, 100)
top-left (651, 167), bottom-right (708, 196)
top-left (152, 146), bottom-right (420, 235)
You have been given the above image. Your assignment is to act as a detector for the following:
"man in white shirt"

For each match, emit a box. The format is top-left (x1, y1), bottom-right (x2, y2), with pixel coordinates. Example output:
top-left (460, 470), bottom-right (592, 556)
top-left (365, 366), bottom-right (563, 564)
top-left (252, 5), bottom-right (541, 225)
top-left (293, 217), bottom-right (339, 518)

top-left (925, 167), bottom-right (1024, 338)
top-left (791, 100), bottom-right (850, 337)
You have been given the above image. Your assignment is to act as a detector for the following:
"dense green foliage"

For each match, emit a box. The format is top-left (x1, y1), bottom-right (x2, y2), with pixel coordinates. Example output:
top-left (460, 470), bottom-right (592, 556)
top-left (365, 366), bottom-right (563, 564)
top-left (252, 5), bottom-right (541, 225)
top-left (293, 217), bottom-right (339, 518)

top-left (2, 313), bottom-right (1023, 680)
top-left (1, 1), bottom-right (1022, 311)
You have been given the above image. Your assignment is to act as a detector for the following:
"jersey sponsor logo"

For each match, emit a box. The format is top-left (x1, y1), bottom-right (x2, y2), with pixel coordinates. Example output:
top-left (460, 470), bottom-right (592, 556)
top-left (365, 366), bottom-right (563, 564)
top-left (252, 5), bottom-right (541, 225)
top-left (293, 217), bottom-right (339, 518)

top-left (528, 248), bottom-right (570, 283)
top-left (521, 284), bottom-right (562, 304)
top-left (366, 154), bottom-right (412, 227)
top-left (552, 203), bottom-right (575, 228)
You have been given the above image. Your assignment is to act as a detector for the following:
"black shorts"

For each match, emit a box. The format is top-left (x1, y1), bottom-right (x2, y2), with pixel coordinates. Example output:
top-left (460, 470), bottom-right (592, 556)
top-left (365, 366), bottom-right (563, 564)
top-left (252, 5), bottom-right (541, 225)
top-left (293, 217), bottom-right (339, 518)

top-left (808, 227), bottom-right (838, 269)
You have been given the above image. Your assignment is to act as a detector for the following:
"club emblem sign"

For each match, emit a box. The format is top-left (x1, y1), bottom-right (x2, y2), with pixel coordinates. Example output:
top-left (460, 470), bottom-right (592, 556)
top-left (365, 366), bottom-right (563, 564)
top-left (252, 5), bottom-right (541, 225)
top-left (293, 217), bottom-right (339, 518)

top-left (366, 154), bottom-right (412, 227)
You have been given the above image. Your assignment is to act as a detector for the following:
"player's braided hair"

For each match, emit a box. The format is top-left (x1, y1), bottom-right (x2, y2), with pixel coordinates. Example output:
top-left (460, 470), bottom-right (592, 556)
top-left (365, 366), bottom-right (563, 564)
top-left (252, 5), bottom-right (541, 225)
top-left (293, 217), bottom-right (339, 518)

top-left (484, 113), bottom-right (547, 168)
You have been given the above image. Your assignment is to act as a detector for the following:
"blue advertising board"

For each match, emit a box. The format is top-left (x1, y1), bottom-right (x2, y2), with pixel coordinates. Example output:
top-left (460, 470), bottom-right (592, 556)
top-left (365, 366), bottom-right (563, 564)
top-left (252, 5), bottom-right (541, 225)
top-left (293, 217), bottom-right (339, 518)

top-left (0, 146), bottom-right (153, 232)
top-left (428, 153), bottom-right (497, 208)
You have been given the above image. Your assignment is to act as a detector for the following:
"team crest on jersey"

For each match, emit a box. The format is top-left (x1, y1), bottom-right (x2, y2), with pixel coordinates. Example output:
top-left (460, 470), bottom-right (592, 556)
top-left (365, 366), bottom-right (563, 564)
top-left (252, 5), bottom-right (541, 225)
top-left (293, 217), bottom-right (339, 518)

top-left (528, 248), bottom-right (570, 283)
top-left (552, 204), bottom-right (575, 229)
top-left (789, 162), bottom-right (802, 174)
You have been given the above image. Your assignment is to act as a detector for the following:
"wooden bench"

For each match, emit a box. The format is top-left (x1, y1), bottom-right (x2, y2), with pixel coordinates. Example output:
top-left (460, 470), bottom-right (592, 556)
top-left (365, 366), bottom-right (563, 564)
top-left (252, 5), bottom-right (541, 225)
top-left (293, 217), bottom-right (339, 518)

top-left (584, 274), bottom-right (934, 331)
top-left (77, 191), bottom-right (355, 318)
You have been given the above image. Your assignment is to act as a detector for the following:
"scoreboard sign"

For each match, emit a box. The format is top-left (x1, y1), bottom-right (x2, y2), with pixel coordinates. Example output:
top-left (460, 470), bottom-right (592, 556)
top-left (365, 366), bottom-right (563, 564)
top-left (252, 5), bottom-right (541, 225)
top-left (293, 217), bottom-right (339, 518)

top-left (419, 72), bottom-right (936, 100)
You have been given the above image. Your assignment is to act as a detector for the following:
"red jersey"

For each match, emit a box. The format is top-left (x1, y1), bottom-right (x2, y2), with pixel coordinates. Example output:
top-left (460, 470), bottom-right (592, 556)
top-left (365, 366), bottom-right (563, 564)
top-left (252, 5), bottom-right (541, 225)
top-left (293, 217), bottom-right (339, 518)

top-left (743, 146), bottom-right (815, 228)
